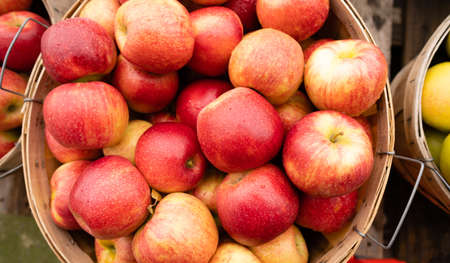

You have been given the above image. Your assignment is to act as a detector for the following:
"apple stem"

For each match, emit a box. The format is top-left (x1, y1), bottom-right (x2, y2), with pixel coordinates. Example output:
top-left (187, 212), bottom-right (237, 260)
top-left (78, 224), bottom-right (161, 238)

top-left (185, 158), bottom-right (194, 169)
top-left (330, 131), bottom-right (344, 143)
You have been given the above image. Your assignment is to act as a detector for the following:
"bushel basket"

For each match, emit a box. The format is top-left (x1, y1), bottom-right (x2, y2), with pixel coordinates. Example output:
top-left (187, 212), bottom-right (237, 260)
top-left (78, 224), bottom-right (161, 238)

top-left (22, 0), bottom-right (395, 262)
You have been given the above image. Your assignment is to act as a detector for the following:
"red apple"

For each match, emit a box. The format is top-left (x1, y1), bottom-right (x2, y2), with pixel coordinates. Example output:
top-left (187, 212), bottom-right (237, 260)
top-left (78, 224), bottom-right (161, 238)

top-left (216, 164), bottom-right (299, 246)
top-left (132, 193), bottom-right (218, 263)
top-left (192, 167), bottom-right (225, 212)
top-left (303, 38), bottom-right (333, 63)
top-left (79, 0), bottom-right (120, 39)
top-left (191, 0), bottom-right (229, 5)
top-left (228, 28), bottom-right (304, 105)
top-left (197, 87), bottom-right (283, 173)
top-left (0, 68), bottom-right (26, 131)
top-left (0, 11), bottom-right (48, 71)
top-left (69, 156), bottom-right (150, 239)
top-left (296, 190), bottom-right (358, 233)
top-left (146, 110), bottom-right (178, 124)
top-left (45, 128), bottom-right (101, 163)
top-left (41, 17), bottom-right (117, 83)
top-left (113, 55), bottom-right (179, 113)
top-left (0, 0), bottom-right (32, 15)
top-left (115, 0), bottom-right (194, 74)
top-left (305, 39), bottom-right (388, 116)
top-left (0, 130), bottom-right (18, 159)
top-left (135, 122), bottom-right (206, 193)
top-left (103, 120), bottom-right (152, 164)
top-left (256, 0), bottom-right (329, 41)
top-left (50, 160), bottom-right (90, 230)
top-left (176, 79), bottom-right (232, 129)
top-left (283, 110), bottom-right (373, 197)
top-left (43, 81), bottom-right (129, 150)
top-left (210, 242), bottom-right (261, 263)
top-left (275, 90), bottom-right (314, 132)
top-left (188, 7), bottom-right (243, 76)
top-left (225, 0), bottom-right (258, 32)
top-left (95, 236), bottom-right (136, 263)
top-left (250, 225), bottom-right (308, 263)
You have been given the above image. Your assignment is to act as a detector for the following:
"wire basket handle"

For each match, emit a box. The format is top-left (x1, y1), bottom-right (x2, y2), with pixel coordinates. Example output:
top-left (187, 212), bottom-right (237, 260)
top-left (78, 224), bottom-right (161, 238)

top-left (0, 164), bottom-right (23, 179)
top-left (354, 151), bottom-right (428, 249)
top-left (0, 18), bottom-right (49, 180)
top-left (0, 17), bottom-right (49, 104)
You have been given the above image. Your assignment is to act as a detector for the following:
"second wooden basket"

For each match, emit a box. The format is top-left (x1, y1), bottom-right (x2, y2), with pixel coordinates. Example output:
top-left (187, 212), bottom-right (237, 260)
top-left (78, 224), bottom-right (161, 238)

top-left (391, 16), bottom-right (450, 214)
top-left (22, 0), bottom-right (395, 262)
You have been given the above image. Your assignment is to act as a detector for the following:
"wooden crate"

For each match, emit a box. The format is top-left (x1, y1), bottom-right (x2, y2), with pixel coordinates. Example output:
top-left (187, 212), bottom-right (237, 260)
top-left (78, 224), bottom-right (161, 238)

top-left (22, 0), bottom-right (395, 262)
top-left (391, 16), bottom-right (450, 213)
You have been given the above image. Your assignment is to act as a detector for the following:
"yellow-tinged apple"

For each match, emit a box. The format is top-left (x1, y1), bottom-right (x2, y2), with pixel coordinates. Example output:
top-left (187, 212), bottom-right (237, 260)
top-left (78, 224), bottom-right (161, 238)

top-left (192, 167), bottom-right (225, 212)
top-left (95, 236), bottom-right (136, 263)
top-left (439, 134), bottom-right (450, 183)
top-left (228, 29), bottom-right (304, 105)
top-left (283, 110), bottom-right (373, 197)
top-left (250, 225), bottom-right (308, 263)
top-left (305, 39), bottom-right (388, 116)
top-left (132, 193), bottom-right (218, 263)
top-left (103, 120), bottom-right (151, 164)
top-left (275, 90), bottom-right (314, 132)
top-left (115, 0), bottom-right (194, 74)
top-left (210, 242), bottom-right (261, 263)
top-left (51, 161), bottom-right (90, 230)
top-left (79, 0), bottom-right (119, 39)
top-left (421, 62), bottom-right (450, 132)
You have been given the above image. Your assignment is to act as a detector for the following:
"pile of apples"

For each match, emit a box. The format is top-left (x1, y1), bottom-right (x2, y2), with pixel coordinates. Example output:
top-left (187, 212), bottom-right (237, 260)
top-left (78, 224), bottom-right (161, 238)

top-left (422, 33), bottom-right (450, 184)
top-left (41, 0), bottom-right (388, 262)
top-left (0, 0), bottom-right (49, 159)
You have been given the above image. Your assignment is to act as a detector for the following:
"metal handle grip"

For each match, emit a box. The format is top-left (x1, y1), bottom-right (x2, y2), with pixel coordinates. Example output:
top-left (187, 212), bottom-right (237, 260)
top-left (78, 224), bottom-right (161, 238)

top-left (354, 151), bottom-right (427, 249)
top-left (0, 17), bottom-right (49, 103)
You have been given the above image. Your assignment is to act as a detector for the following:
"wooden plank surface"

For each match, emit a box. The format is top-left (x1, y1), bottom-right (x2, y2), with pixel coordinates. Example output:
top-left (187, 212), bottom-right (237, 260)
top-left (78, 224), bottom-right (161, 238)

top-left (0, 170), bottom-right (28, 215)
top-left (383, 171), bottom-right (450, 263)
top-left (350, 0), bottom-right (393, 64)
top-left (42, 0), bottom-right (76, 23)
top-left (402, 0), bottom-right (450, 64)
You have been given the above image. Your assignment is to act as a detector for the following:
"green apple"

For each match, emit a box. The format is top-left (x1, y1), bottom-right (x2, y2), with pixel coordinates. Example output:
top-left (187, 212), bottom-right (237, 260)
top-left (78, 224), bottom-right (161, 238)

top-left (425, 126), bottom-right (447, 166)
top-left (439, 134), bottom-right (450, 183)
top-left (446, 33), bottom-right (450, 57)
top-left (421, 62), bottom-right (450, 132)
top-left (250, 225), bottom-right (308, 263)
